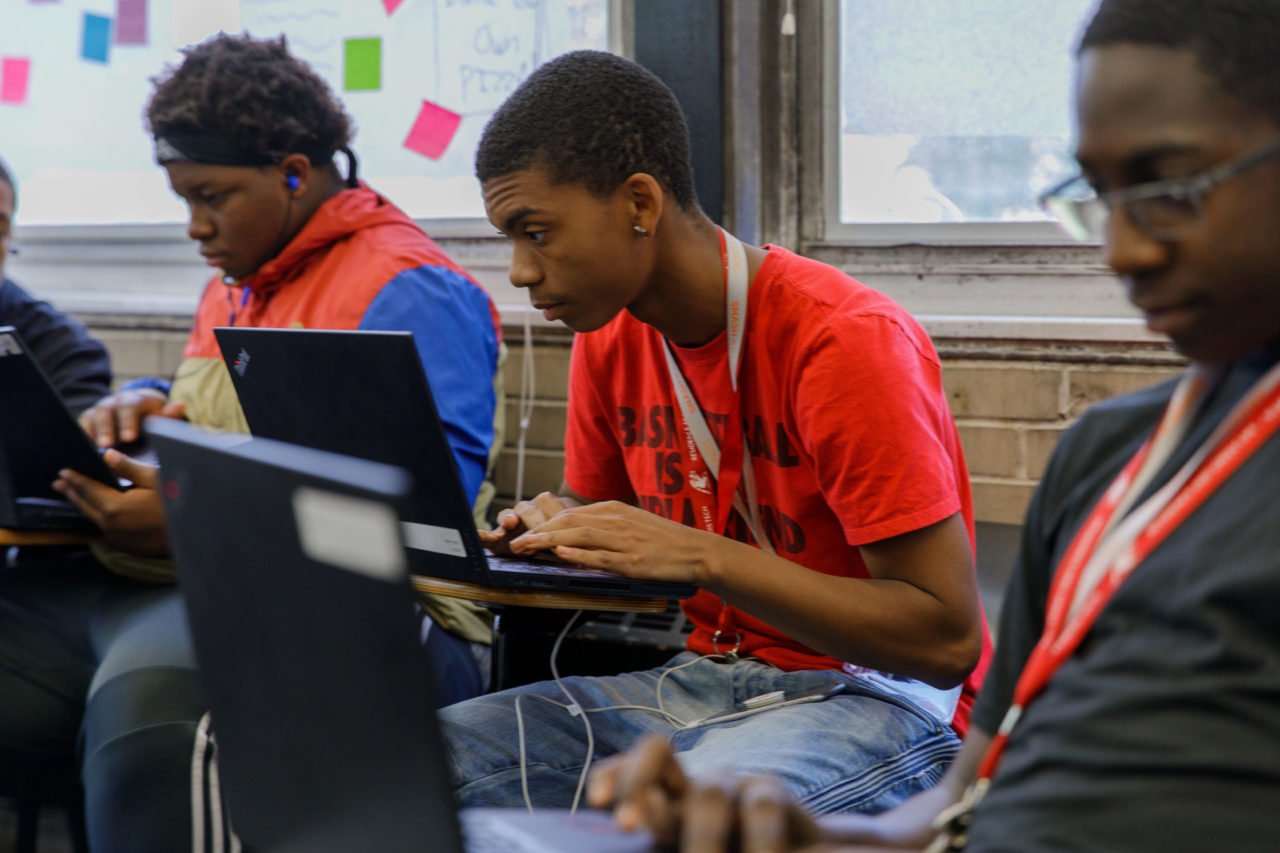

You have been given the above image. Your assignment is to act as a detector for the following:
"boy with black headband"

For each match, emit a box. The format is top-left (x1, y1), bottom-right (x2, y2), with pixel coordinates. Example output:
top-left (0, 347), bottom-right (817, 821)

top-left (0, 34), bottom-right (501, 850)
top-left (438, 50), bottom-right (990, 818)
top-left (588, 1), bottom-right (1280, 850)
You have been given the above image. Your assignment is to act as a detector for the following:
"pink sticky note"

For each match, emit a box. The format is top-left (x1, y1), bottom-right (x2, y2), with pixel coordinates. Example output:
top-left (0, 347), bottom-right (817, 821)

top-left (1, 58), bottom-right (31, 105)
top-left (403, 100), bottom-right (462, 160)
top-left (382, 0), bottom-right (406, 15)
top-left (115, 0), bottom-right (148, 45)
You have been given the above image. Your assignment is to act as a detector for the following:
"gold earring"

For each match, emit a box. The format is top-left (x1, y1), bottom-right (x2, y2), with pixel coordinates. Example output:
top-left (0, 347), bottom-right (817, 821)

top-left (633, 225), bottom-right (648, 237)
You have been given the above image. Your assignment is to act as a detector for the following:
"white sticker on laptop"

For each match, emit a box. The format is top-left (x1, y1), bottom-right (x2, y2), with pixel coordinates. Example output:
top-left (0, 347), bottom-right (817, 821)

top-left (401, 522), bottom-right (467, 558)
top-left (292, 487), bottom-right (407, 581)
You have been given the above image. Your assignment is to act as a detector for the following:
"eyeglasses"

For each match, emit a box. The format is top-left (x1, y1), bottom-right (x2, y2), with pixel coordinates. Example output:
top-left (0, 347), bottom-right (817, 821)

top-left (1039, 136), bottom-right (1280, 243)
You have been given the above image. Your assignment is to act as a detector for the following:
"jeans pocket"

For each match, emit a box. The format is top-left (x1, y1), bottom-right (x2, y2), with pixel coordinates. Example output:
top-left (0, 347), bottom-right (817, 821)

top-left (836, 675), bottom-right (947, 733)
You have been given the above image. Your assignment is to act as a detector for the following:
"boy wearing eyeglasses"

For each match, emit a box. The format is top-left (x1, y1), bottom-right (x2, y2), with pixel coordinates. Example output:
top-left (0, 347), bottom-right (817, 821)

top-left (589, 0), bottom-right (1280, 850)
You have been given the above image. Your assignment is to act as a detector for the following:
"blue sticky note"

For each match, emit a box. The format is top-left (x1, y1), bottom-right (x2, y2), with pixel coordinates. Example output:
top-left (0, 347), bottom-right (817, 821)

top-left (82, 13), bottom-right (112, 63)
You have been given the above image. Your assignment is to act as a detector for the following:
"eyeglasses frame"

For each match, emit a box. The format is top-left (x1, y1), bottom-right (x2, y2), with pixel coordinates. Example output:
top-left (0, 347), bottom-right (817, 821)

top-left (1039, 136), bottom-right (1280, 242)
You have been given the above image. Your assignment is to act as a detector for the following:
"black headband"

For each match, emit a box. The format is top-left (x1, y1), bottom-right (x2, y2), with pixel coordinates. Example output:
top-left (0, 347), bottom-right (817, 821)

top-left (154, 131), bottom-right (358, 188)
top-left (153, 130), bottom-right (335, 169)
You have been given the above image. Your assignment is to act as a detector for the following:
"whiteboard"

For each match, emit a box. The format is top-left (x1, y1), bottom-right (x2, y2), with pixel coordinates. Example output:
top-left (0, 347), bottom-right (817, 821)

top-left (0, 0), bottom-right (610, 225)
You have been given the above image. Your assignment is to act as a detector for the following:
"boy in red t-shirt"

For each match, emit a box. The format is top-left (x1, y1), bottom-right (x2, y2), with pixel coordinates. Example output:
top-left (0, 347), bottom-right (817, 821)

top-left (439, 50), bottom-right (990, 815)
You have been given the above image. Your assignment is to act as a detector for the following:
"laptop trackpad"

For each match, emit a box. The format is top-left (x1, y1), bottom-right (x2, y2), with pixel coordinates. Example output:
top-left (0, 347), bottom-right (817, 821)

top-left (461, 808), bottom-right (655, 853)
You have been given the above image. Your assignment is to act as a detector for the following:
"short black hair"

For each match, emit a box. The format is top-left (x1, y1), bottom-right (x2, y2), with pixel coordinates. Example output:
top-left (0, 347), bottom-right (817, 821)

top-left (476, 50), bottom-right (698, 211)
top-left (146, 33), bottom-right (353, 163)
top-left (1080, 0), bottom-right (1280, 127)
top-left (0, 157), bottom-right (14, 208)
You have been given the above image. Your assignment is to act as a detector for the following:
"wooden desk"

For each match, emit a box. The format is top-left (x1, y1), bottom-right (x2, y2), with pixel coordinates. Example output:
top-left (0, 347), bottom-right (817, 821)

top-left (0, 529), bottom-right (99, 547)
top-left (410, 574), bottom-right (668, 613)
top-left (411, 575), bottom-right (670, 691)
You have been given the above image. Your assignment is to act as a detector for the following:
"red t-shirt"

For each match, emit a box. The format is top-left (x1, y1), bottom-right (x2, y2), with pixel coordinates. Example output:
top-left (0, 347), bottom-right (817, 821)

top-left (564, 246), bottom-right (991, 733)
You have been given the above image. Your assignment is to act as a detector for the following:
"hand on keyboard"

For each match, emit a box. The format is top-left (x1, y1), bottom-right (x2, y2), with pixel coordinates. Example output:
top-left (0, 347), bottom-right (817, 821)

top-left (479, 491), bottom-right (579, 557)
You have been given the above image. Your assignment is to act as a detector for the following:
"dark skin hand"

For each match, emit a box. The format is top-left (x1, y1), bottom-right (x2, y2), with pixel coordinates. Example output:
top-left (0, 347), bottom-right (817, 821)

top-left (509, 499), bottom-right (720, 583)
top-left (589, 732), bottom-right (990, 852)
top-left (79, 389), bottom-right (187, 448)
top-left (53, 450), bottom-right (170, 557)
top-left (477, 488), bottom-right (587, 557)
top-left (589, 735), bottom-right (828, 853)
top-left (508, 498), bottom-right (978, 688)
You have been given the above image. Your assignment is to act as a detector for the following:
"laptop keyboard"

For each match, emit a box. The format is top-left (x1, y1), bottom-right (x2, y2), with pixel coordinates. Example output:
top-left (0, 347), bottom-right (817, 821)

top-left (486, 554), bottom-right (623, 581)
top-left (10, 498), bottom-right (97, 533)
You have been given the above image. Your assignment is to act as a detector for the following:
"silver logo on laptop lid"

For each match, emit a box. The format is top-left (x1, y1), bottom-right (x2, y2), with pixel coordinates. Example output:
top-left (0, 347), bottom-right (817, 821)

top-left (0, 333), bottom-right (22, 356)
top-left (233, 347), bottom-right (251, 377)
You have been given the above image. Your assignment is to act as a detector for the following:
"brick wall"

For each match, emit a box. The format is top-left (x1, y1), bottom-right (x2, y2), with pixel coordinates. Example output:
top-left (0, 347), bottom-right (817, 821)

top-left (82, 314), bottom-right (1185, 526)
top-left (939, 342), bottom-right (1184, 523)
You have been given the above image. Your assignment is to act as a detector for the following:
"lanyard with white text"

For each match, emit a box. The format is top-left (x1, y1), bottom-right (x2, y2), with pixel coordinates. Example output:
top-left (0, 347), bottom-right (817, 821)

top-left (976, 359), bottom-right (1280, 784)
top-left (660, 228), bottom-right (774, 557)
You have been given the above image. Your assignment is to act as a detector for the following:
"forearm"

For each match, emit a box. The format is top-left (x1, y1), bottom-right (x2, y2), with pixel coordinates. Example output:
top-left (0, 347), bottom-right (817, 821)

top-left (516, 506), bottom-right (979, 684)
top-left (817, 727), bottom-right (991, 847)
top-left (698, 539), bottom-right (979, 687)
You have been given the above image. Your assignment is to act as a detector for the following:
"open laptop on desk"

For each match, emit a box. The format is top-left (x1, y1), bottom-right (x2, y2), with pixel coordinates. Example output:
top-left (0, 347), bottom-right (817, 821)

top-left (214, 326), bottom-right (695, 601)
top-left (0, 326), bottom-right (120, 532)
top-left (148, 419), bottom-right (654, 853)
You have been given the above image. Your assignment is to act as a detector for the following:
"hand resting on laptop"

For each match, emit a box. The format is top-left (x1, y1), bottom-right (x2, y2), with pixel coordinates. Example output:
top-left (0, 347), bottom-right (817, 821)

top-left (53, 449), bottom-right (170, 557)
top-left (587, 735), bottom-right (826, 851)
top-left (478, 490), bottom-right (581, 557)
top-left (79, 389), bottom-right (187, 449)
top-left (507, 499), bottom-right (720, 585)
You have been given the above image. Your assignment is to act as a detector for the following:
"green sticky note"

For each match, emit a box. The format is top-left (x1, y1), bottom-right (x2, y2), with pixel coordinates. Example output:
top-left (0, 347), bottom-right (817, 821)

top-left (344, 37), bottom-right (381, 91)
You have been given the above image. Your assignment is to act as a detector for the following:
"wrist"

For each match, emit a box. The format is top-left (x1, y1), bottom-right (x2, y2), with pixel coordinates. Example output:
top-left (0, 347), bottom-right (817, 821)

top-left (693, 530), bottom-right (727, 588)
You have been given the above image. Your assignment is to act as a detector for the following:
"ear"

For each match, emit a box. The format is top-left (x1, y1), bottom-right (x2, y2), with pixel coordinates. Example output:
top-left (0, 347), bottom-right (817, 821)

top-left (278, 153), bottom-right (314, 197)
top-left (620, 173), bottom-right (666, 238)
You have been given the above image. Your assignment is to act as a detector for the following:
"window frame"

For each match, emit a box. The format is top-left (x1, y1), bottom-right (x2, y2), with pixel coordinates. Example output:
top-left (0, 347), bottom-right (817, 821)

top-left (813, 0), bottom-right (1081, 247)
top-left (780, 0), bottom-right (1150, 343)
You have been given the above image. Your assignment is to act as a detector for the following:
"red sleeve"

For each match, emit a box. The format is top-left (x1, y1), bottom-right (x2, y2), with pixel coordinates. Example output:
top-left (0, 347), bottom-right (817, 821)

top-left (794, 313), bottom-right (962, 546)
top-left (562, 334), bottom-right (637, 502)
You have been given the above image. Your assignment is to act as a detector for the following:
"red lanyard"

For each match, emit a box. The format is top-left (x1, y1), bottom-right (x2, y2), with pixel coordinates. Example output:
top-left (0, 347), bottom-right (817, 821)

top-left (660, 228), bottom-right (768, 550)
top-left (660, 229), bottom-right (764, 656)
top-left (978, 362), bottom-right (1280, 781)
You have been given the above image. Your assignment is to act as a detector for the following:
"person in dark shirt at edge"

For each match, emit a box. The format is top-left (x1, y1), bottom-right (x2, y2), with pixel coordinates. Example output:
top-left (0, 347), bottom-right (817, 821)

top-left (0, 158), bottom-right (112, 414)
top-left (588, 0), bottom-right (1280, 850)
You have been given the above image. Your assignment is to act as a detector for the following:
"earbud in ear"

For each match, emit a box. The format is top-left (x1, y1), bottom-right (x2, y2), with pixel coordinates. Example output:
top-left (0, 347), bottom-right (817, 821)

top-left (286, 174), bottom-right (300, 192)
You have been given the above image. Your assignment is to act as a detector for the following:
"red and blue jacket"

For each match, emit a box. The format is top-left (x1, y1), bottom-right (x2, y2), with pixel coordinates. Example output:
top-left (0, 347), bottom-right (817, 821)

top-left (169, 184), bottom-right (502, 511)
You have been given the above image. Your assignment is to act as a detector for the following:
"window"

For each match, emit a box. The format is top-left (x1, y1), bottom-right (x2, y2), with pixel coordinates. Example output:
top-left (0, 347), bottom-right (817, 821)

top-left (0, 0), bottom-right (611, 227)
top-left (832, 0), bottom-right (1094, 240)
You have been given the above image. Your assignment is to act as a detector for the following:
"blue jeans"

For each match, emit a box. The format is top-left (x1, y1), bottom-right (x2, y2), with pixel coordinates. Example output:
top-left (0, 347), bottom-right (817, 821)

top-left (440, 652), bottom-right (959, 815)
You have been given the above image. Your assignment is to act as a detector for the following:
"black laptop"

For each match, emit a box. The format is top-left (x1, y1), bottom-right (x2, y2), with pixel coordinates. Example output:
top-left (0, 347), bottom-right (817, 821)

top-left (213, 327), bottom-right (694, 601)
top-left (149, 418), bottom-right (654, 853)
top-left (0, 325), bottom-right (120, 532)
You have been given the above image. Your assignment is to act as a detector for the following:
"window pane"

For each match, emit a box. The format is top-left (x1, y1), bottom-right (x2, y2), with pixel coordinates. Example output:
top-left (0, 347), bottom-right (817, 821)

top-left (838, 0), bottom-right (1094, 224)
top-left (0, 0), bottom-right (609, 226)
